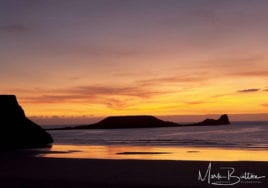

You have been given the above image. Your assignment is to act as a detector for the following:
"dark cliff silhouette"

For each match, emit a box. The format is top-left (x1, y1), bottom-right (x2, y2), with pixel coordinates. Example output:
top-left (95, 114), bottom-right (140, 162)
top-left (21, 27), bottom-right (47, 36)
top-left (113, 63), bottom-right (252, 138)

top-left (187, 114), bottom-right (230, 126)
top-left (52, 114), bottom-right (230, 130)
top-left (0, 95), bottom-right (53, 148)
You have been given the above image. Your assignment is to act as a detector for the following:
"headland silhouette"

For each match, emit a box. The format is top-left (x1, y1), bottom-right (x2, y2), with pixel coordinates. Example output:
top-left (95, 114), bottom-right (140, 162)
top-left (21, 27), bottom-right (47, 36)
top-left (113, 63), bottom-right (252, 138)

top-left (0, 95), bottom-right (53, 148)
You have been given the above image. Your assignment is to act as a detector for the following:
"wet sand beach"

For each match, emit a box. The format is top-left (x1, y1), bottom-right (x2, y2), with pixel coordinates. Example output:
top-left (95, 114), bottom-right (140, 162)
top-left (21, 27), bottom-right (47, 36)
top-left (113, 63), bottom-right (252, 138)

top-left (1, 146), bottom-right (268, 188)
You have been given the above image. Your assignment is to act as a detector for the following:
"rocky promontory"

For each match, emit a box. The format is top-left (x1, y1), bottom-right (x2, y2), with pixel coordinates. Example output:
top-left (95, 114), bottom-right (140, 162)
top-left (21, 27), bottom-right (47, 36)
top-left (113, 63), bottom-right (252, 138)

top-left (0, 95), bottom-right (53, 148)
top-left (187, 114), bottom-right (230, 126)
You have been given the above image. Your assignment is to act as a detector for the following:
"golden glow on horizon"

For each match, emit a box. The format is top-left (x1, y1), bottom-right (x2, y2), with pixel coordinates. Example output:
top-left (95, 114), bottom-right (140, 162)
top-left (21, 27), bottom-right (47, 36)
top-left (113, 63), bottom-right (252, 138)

top-left (17, 79), bottom-right (268, 118)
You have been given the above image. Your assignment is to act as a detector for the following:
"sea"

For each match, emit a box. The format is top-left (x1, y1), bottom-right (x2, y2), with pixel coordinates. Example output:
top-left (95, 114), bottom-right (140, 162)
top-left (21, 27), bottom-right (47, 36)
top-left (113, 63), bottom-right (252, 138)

top-left (41, 121), bottom-right (268, 160)
top-left (47, 121), bottom-right (268, 148)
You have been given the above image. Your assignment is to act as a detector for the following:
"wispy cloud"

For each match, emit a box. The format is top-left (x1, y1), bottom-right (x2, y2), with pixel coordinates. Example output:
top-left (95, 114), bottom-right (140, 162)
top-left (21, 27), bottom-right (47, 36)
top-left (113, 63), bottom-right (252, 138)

top-left (0, 24), bottom-right (29, 33)
top-left (136, 73), bottom-right (210, 87)
top-left (184, 101), bottom-right (204, 105)
top-left (104, 98), bottom-right (130, 109)
top-left (47, 44), bottom-right (147, 60)
top-left (233, 70), bottom-right (268, 77)
top-left (20, 84), bottom-right (171, 109)
top-left (20, 72), bottom-right (207, 109)
top-left (17, 72), bottom-right (217, 109)
top-left (62, 85), bottom-right (166, 98)
top-left (211, 93), bottom-right (233, 98)
top-left (237, 88), bottom-right (260, 93)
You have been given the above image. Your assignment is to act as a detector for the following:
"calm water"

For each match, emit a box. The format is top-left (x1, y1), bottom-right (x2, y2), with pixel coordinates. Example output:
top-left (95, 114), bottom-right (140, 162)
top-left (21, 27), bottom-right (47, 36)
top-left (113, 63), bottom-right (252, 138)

top-left (48, 121), bottom-right (268, 149)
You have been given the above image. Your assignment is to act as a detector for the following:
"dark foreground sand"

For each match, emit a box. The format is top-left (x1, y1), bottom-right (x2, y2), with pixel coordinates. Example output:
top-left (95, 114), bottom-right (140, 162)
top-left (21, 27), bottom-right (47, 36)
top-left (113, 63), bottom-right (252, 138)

top-left (0, 151), bottom-right (268, 188)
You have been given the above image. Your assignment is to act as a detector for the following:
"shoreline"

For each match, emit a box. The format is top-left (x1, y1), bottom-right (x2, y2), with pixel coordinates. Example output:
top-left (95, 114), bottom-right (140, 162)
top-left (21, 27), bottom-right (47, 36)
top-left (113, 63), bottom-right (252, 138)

top-left (1, 145), bottom-right (268, 187)
top-left (1, 153), bottom-right (268, 188)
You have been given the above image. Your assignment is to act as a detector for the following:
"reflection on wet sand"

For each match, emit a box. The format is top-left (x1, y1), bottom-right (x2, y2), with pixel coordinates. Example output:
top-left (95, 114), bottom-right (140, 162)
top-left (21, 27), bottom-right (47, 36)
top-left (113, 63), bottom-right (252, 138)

top-left (38, 144), bottom-right (268, 161)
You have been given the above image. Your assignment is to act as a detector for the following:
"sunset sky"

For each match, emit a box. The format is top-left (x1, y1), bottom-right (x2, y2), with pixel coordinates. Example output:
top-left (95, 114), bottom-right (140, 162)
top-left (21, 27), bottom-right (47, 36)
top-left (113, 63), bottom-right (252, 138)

top-left (1, 0), bottom-right (268, 124)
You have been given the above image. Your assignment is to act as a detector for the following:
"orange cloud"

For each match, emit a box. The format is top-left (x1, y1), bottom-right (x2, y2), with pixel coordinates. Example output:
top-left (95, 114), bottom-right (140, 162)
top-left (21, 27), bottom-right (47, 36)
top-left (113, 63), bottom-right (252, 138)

top-left (135, 72), bottom-right (211, 87)
top-left (232, 71), bottom-right (268, 77)
top-left (237, 88), bottom-right (260, 93)
top-left (18, 71), bottom-right (214, 108)
top-left (19, 83), bottom-right (172, 109)
top-left (184, 101), bottom-right (205, 105)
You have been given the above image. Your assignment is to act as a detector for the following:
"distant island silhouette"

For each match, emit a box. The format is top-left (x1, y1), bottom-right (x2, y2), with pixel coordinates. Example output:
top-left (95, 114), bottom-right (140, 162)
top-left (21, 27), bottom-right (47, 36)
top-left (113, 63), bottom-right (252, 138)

top-left (51, 114), bottom-right (230, 130)
top-left (0, 95), bottom-right (53, 148)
